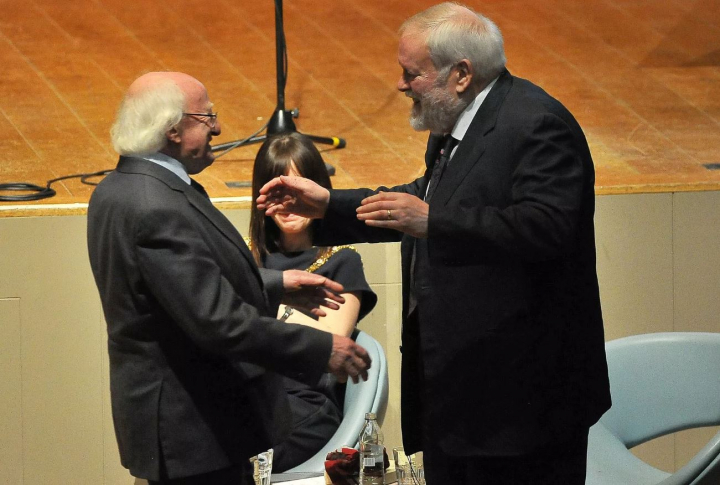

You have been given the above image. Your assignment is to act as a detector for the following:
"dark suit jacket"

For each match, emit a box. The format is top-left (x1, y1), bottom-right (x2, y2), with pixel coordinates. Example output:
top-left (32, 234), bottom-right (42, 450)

top-left (87, 157), bottom-right (333, 480)
top-left (316, 70), bottom-right (611, 456)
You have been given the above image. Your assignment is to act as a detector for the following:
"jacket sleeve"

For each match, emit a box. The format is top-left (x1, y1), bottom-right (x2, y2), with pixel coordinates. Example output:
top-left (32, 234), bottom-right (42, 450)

top-left (258, 268), bottom-right (284, 315)
top-left (134, 202), bottom-right (332, 382)
top-left (315, 178), bottom-right (426, 246)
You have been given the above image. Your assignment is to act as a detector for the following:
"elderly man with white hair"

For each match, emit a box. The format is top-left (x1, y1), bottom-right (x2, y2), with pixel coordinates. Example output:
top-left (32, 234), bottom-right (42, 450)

top-left (258, 3), bottom-right (611, 484)
top-left (87, 71), bottom-right (371, 485)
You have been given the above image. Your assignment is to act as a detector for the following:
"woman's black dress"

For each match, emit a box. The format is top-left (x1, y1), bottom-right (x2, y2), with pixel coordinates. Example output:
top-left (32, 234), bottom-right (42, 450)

top-left (264, 246), bottom-right (377, 472)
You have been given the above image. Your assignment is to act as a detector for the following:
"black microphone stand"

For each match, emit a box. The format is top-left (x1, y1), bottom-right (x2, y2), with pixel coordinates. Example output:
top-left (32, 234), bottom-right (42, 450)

top-left (212, 0), bottom-right (344, 174)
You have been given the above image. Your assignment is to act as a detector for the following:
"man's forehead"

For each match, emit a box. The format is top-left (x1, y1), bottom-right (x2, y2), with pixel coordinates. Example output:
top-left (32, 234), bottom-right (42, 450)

top-left (184, 84), bottom-right (212, 109)
top-left (398, 33), bottom-right (432, 68)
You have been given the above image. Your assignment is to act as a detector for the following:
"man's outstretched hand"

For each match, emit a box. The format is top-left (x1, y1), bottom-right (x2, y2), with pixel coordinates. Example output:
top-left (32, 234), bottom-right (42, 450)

top-left (327, 335), bottom-right (371, 384)
top-left (256, 175), bottom-right (330, 219)
top-left (357, 191), bottom-right (429, 238)
top-left (281, 270), bottom-right (345, 317)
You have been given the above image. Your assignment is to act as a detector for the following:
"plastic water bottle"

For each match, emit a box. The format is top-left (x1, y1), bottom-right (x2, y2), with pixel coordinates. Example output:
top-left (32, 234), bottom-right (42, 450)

top-left (359, 412), bottom-right (385, 485)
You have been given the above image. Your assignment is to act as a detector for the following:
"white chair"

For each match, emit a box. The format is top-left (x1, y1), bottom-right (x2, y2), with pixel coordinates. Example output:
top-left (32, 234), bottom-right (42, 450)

top-left (586, 332), bottom-right (720, 485)
top-left (285, 330), bottom-right (389, 474)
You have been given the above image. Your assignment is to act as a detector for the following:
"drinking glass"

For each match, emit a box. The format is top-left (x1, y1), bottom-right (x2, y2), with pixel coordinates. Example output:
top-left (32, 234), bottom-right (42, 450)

top-left (252, 448), bottom-right (273, 485)
top-left (393, 447), bottom-right (424, 485)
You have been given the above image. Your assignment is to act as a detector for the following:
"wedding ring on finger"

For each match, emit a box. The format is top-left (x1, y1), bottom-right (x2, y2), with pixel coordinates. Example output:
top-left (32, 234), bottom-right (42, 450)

top-left (387, 209), bottom-right (392, 220)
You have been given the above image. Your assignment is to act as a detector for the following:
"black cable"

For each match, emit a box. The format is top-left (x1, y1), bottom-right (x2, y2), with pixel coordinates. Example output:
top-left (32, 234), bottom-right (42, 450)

top-left (0, 183), bottom-right (55, 201)
top-left (0, 169), bottom-right (113, 202)
top-left (79, 169), bottom-right (113, 186)
top-left (212, 120), bottom-right (269, 156)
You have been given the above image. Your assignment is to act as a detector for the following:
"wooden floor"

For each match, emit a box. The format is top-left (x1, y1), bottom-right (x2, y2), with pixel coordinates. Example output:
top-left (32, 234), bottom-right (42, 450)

top-left (1, 0), bottom-right (719, 214)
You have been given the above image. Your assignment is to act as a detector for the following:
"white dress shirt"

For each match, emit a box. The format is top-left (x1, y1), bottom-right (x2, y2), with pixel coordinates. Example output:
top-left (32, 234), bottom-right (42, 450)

top-left (141, 152), bottom-right (191, 185)
top-left (447, 75), bottom-right (500, 159)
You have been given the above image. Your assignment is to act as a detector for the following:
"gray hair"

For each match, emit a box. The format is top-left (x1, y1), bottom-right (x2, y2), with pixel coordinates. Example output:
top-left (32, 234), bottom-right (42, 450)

top-left (110, 79), bottom-right (185, 156)
top-left (400, 2), bottom-right (506, 85)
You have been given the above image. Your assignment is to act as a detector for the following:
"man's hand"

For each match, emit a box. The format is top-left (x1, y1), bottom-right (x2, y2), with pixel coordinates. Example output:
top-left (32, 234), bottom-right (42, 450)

top-left (357, 191), bottom-right (429, 238)
top-left (257, 175), bottom-right (330, 219)
top-left (281, 270), bottom-right (345, 317)
top-left (327, 335), bottom-right (371, 384)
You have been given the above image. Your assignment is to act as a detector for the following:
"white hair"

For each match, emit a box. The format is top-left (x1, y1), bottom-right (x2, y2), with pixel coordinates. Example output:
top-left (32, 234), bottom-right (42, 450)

top-left (110, 79), bottom-right (185, 156)
top-left (400, 2), bottom-right (506, 86)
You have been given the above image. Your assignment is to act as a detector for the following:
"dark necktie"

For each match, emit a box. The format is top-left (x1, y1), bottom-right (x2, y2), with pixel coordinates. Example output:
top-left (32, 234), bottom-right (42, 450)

top-left (190, 179), bottom-right (210, 199)
top-left (425, 135), bottom-right (458, 202)
top-left (408, 135), bottom-right (458, 316)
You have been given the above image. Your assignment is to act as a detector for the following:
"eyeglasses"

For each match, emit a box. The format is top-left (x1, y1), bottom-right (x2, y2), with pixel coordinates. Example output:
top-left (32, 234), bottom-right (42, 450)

top-left (183, 111), bottom-right (218, 129)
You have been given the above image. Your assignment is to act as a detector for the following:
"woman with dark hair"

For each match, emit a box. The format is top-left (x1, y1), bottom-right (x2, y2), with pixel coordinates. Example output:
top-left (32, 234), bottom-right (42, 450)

top-left (250, 132), bottom-right (377, 472)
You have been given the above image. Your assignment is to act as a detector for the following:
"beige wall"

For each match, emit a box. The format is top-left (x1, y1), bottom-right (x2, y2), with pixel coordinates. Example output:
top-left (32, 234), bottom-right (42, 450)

top-left (1, 190), bottom-right (719, 483)
top-left (596, 192), bottom-right (720, 472)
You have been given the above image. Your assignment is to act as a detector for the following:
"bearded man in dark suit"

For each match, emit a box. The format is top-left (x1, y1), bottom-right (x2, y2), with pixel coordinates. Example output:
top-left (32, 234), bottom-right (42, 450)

top-left (257, 3), bottom-right (611, 484)
top-left (87, 71), bottom-right (371, 485)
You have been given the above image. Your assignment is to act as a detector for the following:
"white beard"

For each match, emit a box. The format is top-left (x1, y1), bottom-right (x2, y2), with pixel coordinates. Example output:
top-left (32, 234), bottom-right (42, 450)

top-left (408, 84), bottom-right (469, 134)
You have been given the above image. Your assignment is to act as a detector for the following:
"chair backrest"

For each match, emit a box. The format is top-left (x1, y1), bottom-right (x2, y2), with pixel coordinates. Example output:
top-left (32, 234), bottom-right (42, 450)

top-left (600, 332), bottom-right (720, 448)
top-left (286, 330), bottom-right (389, 473)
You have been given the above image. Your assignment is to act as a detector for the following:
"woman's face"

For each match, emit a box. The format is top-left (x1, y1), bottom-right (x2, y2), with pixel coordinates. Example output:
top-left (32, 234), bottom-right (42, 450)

top-left (270, 162), bottom-right (314, 237)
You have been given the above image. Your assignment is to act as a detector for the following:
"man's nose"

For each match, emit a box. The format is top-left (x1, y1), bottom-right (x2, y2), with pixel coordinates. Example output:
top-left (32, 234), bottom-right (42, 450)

top-left (397, 77), bottom-right (409, 92)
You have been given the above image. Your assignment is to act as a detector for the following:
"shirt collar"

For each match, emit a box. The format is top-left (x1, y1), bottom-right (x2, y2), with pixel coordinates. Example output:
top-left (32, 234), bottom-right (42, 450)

top-left (140, 152), bottom-right (191, 185)
top-left (450, 75), bottom-right (500, 142)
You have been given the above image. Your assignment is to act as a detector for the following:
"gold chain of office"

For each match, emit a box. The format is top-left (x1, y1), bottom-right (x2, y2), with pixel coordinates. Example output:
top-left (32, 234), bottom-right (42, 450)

top-left (243, 237), bottom-right (356, 274)
top-left (305, 245), bottom-right (356, 273)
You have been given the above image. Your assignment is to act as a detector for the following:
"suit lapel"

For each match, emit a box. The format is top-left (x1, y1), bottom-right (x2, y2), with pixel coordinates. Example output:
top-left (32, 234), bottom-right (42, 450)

top-left (181, 188), bottom-right (268, 308)
top-left (117, 157), bottom-right (263, 284)
top-left (432, 70), bottom-right (513, 207)
top-left (185, 189), bottom-right (260, 275)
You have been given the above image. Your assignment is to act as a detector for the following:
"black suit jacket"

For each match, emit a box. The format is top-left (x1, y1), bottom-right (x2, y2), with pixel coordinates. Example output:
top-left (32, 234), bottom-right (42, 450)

top-left (316, 70), bottom-right (611, 456)
top-left (87, 157), bottom-right (333, 480)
